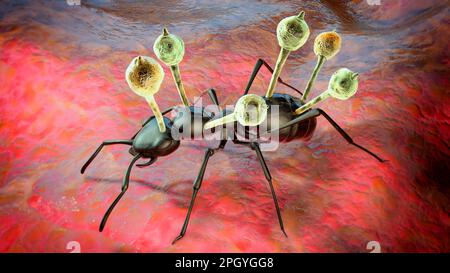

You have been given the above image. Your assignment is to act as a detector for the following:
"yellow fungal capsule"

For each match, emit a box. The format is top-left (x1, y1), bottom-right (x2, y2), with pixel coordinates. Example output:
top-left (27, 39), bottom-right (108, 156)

top-left (125, 56), bottom-right (164, 97)
top-left (153, 28), bottom-right (190, 107)
top-left (125, 56), bottom-right (166, 132)
top-left (266, 11), bottom-right (310, 98)
top-left (301, 30), bottom-right (342, 101)
top-left (234, 94), bottom-right (268, 127)
top-left (313, 31), bottom-right (341, 60)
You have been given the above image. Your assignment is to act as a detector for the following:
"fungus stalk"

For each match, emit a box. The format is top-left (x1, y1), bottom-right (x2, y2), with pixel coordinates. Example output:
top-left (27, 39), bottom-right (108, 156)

top-left (125, 56), bottom-right (166, 132)
top-left (301, 31), bottom-right (341, 101)
top-left (295, 68), bottom-right (359, 115)
top-left (265, 11), bottom-right (310, 98)
top-left (154, 28), bottom-right (190, 107)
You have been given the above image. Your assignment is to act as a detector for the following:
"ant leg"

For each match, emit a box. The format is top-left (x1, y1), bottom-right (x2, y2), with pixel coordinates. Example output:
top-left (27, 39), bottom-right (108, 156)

top-left (205, 88), bottom-right (228, 150)
top-left (81, 140), bottom-right (133, 174)
top-left (244, 58), bottom-right (302, 96)
top-left (251, 142), bottom-right (288, 237)
top-left (99, 154), bottom-right (142, 232)
top-left (317, 109), bottom-right (386, 162)
top-left (207, 88), bottom-right (220, 106)
top-left (172, 149), bottom-right (214, 244)
top-left (265, 109), bottom-right (321, 135)
top-left (136, 157), bottom-right (157, 168)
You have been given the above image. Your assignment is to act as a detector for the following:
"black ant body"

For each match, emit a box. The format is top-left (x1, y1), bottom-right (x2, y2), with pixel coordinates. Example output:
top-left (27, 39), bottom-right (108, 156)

top-left (80, 12), bottom-right (385, 244)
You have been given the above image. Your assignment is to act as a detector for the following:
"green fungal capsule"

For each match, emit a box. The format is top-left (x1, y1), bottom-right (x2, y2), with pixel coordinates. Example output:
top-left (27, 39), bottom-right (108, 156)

top-left (204, 94), bottom-right (268, 130)
top-left (295, 68), bottom-right (359, 115)
top-left (153, 28), bottom-right (185, 66)
top-left (266, 11), bottom-right (310, 98)
top-left (276, 11), bottom-right (310, 51)
top-left (328, 68), bottom-right (359, 100)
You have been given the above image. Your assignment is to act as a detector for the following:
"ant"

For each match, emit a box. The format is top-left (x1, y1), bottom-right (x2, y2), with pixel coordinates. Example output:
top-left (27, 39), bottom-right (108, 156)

top-left (81, 11), bottom-right (385, 245)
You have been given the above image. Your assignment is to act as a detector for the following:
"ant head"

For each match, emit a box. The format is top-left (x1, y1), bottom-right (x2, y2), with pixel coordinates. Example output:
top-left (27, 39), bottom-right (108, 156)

top-left (328, 68), bottom-right (359, 100)
top-left (153, 27), bottom-right (185, 66)
top-left (276, 11), bottom-right (310, 51)
top-left (314, 30), bottom-right (342, 60)
top-left (125, 56), bottom-right (165, 97)
top-left (234, 94), bottom-right (268, 126)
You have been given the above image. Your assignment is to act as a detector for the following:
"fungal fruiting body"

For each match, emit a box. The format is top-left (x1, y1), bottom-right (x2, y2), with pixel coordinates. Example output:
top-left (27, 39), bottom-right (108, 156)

top-left (204, 94), bottom-right (268, 130)
top-left (266, 11), bottom-right (310, 98)
top-left (153, 28), bottom-right (190, 107)
top-left (301, 31), bottom-right (342, 101)
top-left (295, 68), bottom-right (359, 115)
top-left (125, 56), bottom-right (166, 132)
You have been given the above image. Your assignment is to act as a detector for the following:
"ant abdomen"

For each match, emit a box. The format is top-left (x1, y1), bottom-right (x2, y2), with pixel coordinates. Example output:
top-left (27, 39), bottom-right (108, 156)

top-left (284, 115), bottom-right (317, 142)
top-left (265, 93), bottom-right (317, 142)
top-left (273, 111), bottom-right (317, 143)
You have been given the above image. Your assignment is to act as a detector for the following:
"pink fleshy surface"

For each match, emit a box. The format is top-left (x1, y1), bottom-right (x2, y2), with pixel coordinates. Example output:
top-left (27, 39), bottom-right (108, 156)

top-left (0, 0), bottom-right (448, 252)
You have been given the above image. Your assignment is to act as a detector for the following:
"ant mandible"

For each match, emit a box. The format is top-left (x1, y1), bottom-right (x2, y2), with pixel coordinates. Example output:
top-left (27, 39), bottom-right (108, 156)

top-left (80, 11), bottom-right (385, 245)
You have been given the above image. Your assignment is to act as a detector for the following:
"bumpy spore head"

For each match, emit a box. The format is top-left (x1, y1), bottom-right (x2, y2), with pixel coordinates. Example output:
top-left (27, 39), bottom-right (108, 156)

top-left (314, 31), bottom-right (341, 59)
top-left (125, 56), bottom-right (164, 97)
top-left (234, 94), bottom-right (268, 126)
top-left (276, 11), bottom-right (310, 51)
top-left (153, 28), bottom-right (185, 66)
top-left (328, 68), bottom-right (359, 100)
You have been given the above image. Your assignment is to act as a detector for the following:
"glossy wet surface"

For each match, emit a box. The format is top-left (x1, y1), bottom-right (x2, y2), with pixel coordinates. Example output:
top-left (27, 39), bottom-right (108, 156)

top-left (0, 0), bottom-right (448, 252)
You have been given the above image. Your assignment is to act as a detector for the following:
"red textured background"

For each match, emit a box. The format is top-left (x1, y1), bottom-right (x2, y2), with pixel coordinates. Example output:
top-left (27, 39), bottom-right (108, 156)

top-left (0, 0), bottom-right (448, 252)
